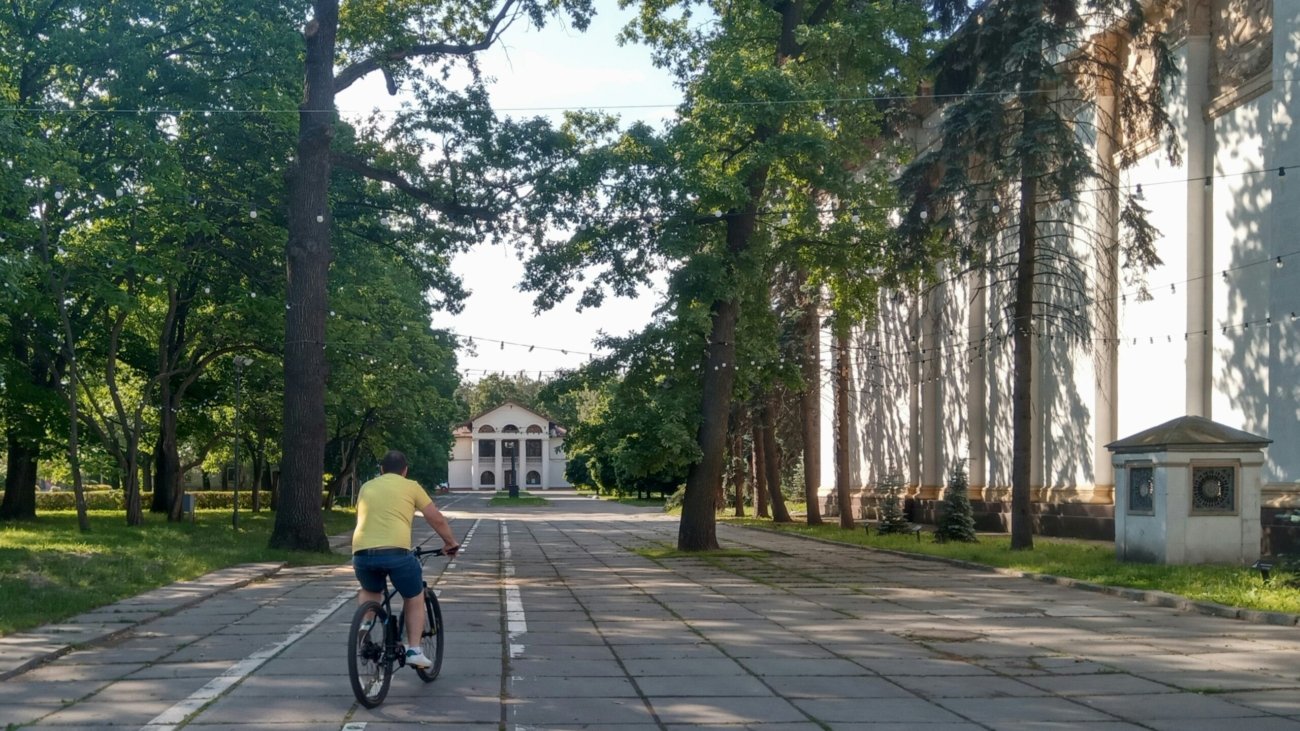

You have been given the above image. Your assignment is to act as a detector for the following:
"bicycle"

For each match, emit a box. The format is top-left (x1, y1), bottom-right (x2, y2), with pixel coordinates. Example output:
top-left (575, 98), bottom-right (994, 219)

top-left (347, 545), bottom-right (449, 708)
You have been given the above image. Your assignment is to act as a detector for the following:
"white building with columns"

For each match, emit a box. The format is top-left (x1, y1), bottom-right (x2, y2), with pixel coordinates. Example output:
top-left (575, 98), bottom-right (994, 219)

top-left (817, 0), bottom-right (1298, 545)
top-left (447, 401), bottom-right (571, 490)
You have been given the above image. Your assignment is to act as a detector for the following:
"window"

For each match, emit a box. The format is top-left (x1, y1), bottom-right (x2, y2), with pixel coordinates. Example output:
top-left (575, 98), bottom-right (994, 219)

top-left (504, 469), bottom-right (516, 487)
top-left (526, 439), bottom-right (542, 458)
top-left (526, 424), bottom-right (544, 434)
top-left (478, 440), bottom-right (495, 458)
top-left (502, 440), bottom-right (518, 456)
top-left (502, 424), bottom-right (519, 433)
top-left (526, 470), bottom-right (541, 485)
top-left (477, 425), bottom-right (495, 433)
top-left (480, 470), bottom-right (495, 486)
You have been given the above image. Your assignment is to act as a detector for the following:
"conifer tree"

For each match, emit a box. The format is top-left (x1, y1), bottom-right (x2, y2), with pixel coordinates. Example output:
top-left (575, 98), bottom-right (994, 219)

top-left (899, 0), bottom-right (1179, 549)
top-left (936, 462), bottom-right (978, 543)
top-left (875, 473), bottom-right (912, 534)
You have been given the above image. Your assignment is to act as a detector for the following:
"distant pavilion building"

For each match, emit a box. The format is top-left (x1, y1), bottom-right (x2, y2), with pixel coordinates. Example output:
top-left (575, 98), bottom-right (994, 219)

top-left (448, 401), bottom-right (571, 490)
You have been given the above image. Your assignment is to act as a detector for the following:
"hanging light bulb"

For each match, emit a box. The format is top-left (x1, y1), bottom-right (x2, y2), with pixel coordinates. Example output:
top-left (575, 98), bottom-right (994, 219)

top-left (249, 205), bottom-right (258, 219)
top-left (991, 203), bottom-right (1000, 214)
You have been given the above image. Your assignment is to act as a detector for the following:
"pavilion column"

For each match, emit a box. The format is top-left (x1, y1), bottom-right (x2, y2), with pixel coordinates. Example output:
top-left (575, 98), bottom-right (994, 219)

top-left (471, 436), bottom-right (479, 491)
top-left (541, 435), bottom-right (550, 489)
top-left (1185, 0), bottom-right (1213, 417)
top-left (494, 439), bottom-right (503, 491)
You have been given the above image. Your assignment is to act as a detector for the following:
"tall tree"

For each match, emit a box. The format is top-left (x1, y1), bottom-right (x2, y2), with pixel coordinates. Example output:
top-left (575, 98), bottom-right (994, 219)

top-left (899, 0), bottom-right (1177, 549)
top-left (272, 0), bottom-right (595, 551)
top-left (517, 1), bottom-right (926, 549)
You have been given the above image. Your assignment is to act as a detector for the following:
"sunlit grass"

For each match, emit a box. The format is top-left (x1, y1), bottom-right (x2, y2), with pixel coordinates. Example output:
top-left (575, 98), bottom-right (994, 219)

top-left (722, 516), bottom-right (1300, 615)
top-left (488, 490), bottom-right (548, 506)
top-left (0, 508), bottom-right (356, 636)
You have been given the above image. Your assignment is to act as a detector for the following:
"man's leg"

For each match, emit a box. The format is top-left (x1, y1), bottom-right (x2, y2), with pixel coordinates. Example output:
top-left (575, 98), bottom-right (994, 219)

top-left (403, 593), bottom-right (425, 648)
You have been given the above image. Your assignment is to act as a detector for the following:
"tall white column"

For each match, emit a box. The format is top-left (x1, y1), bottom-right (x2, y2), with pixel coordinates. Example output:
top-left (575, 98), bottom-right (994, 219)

top-left (494, 439), bottom-right (503, 491)
top-left (471, 435), bottom-right (479, 490)
top-left (1093, 31), bottom-right (1121, 496)
top-left (1185, 2), bottom-right (1213, 417)
top-left (540, 435), bottom-right (550, 489)
top-left (968, 268), bottom-right (988, 491)
top-left (921, 286), bottom-right (941, 495)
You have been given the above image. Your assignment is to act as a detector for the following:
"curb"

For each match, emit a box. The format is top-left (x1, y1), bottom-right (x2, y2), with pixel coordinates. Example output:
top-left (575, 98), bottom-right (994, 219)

top-left (0, 561), bottom-right (286, 681)
top-left (729, 523), bottom-right (1300, 628)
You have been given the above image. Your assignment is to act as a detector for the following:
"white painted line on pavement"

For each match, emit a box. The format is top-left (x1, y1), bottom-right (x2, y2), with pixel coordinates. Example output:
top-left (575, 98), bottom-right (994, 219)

top-left (139, 589), bottom-right (355, 731)
top-left (341, 723), bottom-right (366, 731)
top-left (502, 521), bottom-right (526, 659)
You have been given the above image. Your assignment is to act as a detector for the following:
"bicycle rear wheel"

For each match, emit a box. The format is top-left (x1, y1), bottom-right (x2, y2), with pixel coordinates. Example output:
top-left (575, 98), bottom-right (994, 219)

top-left (348, 601), bottom-right (392, 707)
top-left (415, 589), bottom-right (444, 682)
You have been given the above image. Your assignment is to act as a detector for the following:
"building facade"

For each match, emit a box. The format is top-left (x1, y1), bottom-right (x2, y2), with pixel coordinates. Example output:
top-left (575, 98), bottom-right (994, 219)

top-left (817, 0), bottom-right (1297, 541)
top-left (448, 402), bottom-right (571, 490)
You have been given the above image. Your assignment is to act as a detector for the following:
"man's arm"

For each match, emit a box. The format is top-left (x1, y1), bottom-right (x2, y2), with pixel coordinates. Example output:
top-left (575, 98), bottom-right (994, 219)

top-left (420, 502), bottom-right (459, 553)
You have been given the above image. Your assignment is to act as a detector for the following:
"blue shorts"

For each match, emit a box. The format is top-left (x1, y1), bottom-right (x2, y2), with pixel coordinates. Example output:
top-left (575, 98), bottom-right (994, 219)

top-left (353, 551), bottom-right (423, 599)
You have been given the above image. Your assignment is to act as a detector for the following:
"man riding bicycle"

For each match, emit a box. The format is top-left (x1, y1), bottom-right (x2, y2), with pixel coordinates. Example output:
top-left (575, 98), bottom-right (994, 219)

top-left (351, 450), bottom-right (459, 669)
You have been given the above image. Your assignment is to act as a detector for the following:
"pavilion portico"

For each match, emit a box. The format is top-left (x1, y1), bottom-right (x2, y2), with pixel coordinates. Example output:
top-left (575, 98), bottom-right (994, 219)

top-left (448, 401), bottom-right (570, 490)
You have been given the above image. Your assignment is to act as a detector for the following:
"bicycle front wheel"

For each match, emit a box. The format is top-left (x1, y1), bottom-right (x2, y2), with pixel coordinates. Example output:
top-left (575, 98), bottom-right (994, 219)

top-left (415, 589), bottom-right (444, 682)
top-left (348, 601), bottom-right (392, 707)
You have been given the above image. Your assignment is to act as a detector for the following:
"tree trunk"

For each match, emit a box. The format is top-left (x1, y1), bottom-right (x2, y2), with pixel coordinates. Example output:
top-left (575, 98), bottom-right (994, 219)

top-left (678, 297), bottom-right (738, 550)
top-left (753, 420), bottom-right (769, 518)
top-left (761, 397), bottom-right (792, 523)
top-left (160, 399), bottom-right (183, 519)
top-left (269, 0), bottom-right (336, 553)
top-left (0, 432), bottom-right (38, 520)
top-left (65, 366), bottom-right (90, 532)
top-left (730, 414), bottom-right (746, 517)
top-left (1010, 172), bottom-right (1037, 550)
top-left (799, 270), bottom-right (822, 524)
top-left (833, 325), bottom-right (855, 529)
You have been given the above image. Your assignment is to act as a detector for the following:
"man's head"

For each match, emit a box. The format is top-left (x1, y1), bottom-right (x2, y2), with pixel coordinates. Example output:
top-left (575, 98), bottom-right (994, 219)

top-left (379, 450), bottom-right (408, 476)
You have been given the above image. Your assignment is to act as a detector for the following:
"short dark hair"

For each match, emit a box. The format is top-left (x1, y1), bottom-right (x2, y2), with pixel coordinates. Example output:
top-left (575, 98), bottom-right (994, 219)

top-left (379, 450), bottom-right (408, 474)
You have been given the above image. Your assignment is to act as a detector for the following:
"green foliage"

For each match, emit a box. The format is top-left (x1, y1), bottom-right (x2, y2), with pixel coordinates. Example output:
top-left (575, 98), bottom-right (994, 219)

top-left (0, 508), bottom-right (355, 635)
top-left (0, 491), bottom-right (325, 511)
top-left (935, 462), bottom-right (978, 543)
top-left (487, 490), bottom-right (548, 506)
top-left (723, 517), bottom-right (1300, 616)
top-left (874, 473), bottom-right (913, 534)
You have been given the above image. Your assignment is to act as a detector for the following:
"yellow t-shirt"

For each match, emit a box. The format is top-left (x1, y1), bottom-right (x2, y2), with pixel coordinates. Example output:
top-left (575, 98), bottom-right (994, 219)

top-left (352, 473), bottom-right (433, 552)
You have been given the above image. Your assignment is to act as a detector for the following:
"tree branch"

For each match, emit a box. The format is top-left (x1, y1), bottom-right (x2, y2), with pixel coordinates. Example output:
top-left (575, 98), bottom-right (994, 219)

top-left (333, 0), bottom-right (521, 94)
top-left (332, 152), bottom-right (493, 220)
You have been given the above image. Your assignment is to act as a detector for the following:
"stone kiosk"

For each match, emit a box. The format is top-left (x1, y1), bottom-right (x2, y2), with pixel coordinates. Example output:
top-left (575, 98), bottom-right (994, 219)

top-left (1107, 416), bottom-right (1271, 565)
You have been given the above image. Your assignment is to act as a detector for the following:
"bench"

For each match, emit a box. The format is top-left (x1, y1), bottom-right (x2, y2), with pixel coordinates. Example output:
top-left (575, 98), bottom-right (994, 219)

top-left (865, 522), bottom-right (923, 541)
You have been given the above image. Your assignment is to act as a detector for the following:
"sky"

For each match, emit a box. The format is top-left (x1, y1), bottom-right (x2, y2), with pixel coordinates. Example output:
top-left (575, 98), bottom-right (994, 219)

top-left (339, 6), bottom-right (682, 381)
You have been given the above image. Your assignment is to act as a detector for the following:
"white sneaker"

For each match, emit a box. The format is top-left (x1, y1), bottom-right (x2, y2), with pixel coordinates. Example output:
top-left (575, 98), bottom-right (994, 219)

top-left (404, 648), bottom-right (432, 668)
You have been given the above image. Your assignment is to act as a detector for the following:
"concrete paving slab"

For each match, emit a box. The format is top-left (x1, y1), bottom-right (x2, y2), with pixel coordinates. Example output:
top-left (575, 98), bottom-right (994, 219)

top-left (891, 673), bottom-right (1052, 698)
top-left (510, 675), bottom-right (639, 698)
top-left (636, 674), bottom-right (773, 697)
top-left (648, 696), bottom-right (809, 725)
top-left (934, 695), bottom-right (1119, 725)
top-left (506, 696), bottom-right (657, 725)
top-left (1020, 672), bottom-right (1178, 696)
top-left (1076, 691), bottom-right (1284, 720)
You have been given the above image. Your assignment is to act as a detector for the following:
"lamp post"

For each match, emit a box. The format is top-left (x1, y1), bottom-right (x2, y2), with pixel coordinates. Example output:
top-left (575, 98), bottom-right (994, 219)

top-left (232, 355), bottom-right (252, 529)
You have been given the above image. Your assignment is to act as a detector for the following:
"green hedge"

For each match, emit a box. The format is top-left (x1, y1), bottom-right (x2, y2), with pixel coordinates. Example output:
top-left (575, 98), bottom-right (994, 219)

top-left (0, 490), bottom-right (328, 510)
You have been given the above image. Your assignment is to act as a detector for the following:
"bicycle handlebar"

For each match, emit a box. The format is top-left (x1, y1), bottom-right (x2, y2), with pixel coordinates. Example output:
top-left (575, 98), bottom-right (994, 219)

top-left (413, 546), bottom-right (456, 558)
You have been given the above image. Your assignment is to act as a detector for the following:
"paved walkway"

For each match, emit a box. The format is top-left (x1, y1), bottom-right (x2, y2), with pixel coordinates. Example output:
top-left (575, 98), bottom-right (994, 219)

top-left (2, 491), bottom-right (1299, 730)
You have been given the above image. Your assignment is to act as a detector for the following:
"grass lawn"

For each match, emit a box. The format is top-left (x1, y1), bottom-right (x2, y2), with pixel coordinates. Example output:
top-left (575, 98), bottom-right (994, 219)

top-left (721, 516), bottom-right (1300, 615)
top-left (488, 490), bottom-right (548, 506)
top-left (0, 508), bottom-right (356, 636)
